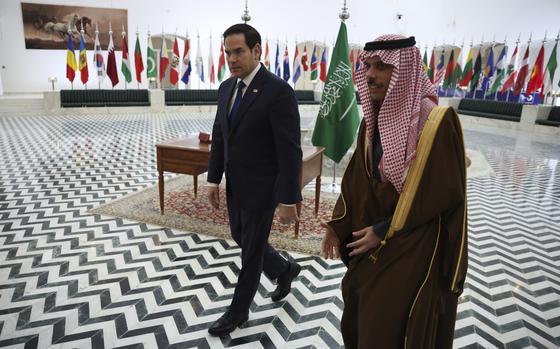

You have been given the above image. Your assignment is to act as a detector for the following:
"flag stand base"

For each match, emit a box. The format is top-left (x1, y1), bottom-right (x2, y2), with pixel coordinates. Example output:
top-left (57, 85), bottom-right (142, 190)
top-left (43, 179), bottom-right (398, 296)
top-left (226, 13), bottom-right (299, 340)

top-left (320, 159), bottom-right (341, 193)
top-left (321, 182), bottom-right (341, 193)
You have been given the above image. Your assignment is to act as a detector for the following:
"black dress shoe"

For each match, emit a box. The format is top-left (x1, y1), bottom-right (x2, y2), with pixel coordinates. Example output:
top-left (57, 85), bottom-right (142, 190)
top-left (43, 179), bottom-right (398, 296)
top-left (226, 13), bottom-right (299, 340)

top-left (208, 310), bottom-right (249, 337)
top-left (271, 259), bottom-right (301, 302)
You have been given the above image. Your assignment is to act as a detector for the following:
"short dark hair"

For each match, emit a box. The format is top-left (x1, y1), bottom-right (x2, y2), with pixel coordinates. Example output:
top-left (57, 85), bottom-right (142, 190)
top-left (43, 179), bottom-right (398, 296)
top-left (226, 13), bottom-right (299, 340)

top-left (223, 23), bottom-right (261, 49)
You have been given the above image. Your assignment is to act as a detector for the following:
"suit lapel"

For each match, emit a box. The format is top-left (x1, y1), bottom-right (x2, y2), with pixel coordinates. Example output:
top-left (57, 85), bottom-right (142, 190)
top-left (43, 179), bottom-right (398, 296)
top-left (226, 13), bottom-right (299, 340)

top-left (219, 77), bottom-right (237, 136)
top-left (229, 65), bottom-right (268, 135)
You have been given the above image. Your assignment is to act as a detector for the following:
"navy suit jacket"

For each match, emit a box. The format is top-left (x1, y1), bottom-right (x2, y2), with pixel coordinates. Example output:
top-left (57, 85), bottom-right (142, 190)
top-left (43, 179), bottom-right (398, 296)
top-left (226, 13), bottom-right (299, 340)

top-left (207, 64), bottom-right (303, 211)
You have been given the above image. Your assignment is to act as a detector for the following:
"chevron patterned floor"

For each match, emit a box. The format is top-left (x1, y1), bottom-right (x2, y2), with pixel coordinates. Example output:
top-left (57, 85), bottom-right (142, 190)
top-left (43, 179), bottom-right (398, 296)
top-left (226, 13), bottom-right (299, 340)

top-left (0, 110), bottom-right (559, 349)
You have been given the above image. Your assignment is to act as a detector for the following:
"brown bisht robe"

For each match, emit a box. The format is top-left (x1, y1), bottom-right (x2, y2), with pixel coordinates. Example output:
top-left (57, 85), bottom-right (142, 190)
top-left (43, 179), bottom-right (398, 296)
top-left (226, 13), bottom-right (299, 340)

top-left (328, 106), bottom-right (468, 349)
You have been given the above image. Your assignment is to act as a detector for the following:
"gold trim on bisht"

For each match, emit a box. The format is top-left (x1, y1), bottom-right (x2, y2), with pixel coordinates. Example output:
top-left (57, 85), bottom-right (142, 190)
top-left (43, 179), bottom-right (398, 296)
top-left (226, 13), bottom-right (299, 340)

top-left (404, 215), bottom-right (442, 348)
top-left (451, 110), bottom-right (468, 293)
top-left (368, 106), bottom-right (448, 263)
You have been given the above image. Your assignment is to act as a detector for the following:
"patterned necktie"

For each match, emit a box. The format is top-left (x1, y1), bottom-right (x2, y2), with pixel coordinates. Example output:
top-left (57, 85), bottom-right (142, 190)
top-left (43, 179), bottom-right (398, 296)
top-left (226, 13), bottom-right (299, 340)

top-left (228, 80), bottom-right (246, 125)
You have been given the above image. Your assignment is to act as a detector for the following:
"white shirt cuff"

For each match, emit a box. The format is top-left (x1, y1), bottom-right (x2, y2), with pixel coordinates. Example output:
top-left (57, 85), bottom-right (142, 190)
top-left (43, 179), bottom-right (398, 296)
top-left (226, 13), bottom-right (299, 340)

top-left (278, 203), bottom-right (296, 207)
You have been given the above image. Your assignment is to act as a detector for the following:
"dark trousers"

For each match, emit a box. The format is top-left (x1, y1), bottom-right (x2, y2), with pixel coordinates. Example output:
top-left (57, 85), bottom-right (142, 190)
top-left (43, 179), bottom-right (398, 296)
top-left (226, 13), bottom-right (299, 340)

top-left (226, 198), bottom-right (289, 313)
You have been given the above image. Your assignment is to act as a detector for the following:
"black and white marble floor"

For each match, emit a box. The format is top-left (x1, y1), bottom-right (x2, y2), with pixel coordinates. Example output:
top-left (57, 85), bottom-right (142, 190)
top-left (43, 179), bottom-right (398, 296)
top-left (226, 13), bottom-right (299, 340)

top-left (0, 110), bottom-right (559, 348)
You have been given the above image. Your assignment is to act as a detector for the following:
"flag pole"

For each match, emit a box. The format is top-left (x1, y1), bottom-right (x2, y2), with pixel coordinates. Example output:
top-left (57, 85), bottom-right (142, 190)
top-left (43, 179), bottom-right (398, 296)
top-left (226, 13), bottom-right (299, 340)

top-left (209, 33), bottom-right (212, 89)
top-left (175, 28), bottom-right (178, 89)
top-left (241, 0), bottom-right (251, 23)
top-left (68, 27), bottom-right (74, 90)
top-left (456, 39), bottom-right (463, 97)
top-left (506, 33), bottom-right (520, 102)
top-left (110, 23), bottom-right (114, 90)
top-left (464, 38), bottom-right (471, 99)
top-left (137, 25), bottom-right (140, 89)
top-left (323, 0), bottom-right (351, 193)
top-left (185, 28), bottom-right (189, 90)
top-left (472, 37), bottom-right (482, 99)
top-left (197, 32), bottom-right (200, 90)
top-left (471, 42), bottom-right (476, 99)
top-left (80, 23), bottom-right (87, 90)
top-left (161, 25), bottom-right (165, 90)
top-left (551, 31), bottom-right (560, 105)
top-left (96, 23), bottom-right (101, 89)
top-left (148, 26), bottom-right (156, 89)
top-left (122, 25), bottom-right (127, 90)
top-left (494, 35), bottom-right (507, 101)
top-left (521, 33), bottom-right (532, 99)
top-left (302, 42), bottom-right (306, 89)
top-left (482, 37), bottom-right (494, 99)
top-left (538, 32), bottom-right (547, 104)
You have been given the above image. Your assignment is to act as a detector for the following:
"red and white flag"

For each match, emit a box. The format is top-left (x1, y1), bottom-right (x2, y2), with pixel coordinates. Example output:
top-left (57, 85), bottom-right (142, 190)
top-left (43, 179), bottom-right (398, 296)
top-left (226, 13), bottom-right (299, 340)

top-left (106, 29), bottom-right (119, 87)
top-left (208, 38), bottom-right (215, 84)
top-left (302, 45), bottom-right (308, 71)
top-left (513, 44), bottom-right (530, 96)
top-left (263, 40), bottom-right (270, 70)
top-left (499, 45), bottom-right (518, 93)
top-left (169, 36), bottom-right (180, 85)
top-left (159, 34), bottom-right (169, 82)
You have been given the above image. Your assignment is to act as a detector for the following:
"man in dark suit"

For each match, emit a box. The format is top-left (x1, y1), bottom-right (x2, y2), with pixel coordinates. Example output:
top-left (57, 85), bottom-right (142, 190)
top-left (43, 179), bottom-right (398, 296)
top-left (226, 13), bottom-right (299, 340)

top-left (206, 23), bottom-right (303, 337)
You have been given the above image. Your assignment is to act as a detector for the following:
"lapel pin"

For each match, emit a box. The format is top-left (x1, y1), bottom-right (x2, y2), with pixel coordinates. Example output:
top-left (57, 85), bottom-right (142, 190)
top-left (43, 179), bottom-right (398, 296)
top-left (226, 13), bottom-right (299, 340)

top-left (253, 89), bottom-right (258, 93)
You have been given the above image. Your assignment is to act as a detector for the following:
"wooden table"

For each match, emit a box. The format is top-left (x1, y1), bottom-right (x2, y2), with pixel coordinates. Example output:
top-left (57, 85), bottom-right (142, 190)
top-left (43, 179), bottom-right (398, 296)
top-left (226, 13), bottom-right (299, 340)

top-left (296, 146), bottom-right (324, 237)
top-left (156, 134), bottom-right (324, 237)
top-left (156, 135), bottom-right (211, 209)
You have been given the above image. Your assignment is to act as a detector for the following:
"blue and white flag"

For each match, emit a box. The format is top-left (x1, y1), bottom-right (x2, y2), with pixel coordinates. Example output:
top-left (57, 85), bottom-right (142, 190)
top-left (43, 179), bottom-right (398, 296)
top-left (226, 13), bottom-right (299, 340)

top-left (195, 35), bottom-right (204, 82)
top-left (93, 26), bottom-right (105, 82)
top-left (283, 44), bottom-right (290, 81)
top-left (275, 42), bottom-right (281, 77)
top-left (181, 36), bottom-right (192, 85)
top-left (292, 44), bottom-right (302, 84)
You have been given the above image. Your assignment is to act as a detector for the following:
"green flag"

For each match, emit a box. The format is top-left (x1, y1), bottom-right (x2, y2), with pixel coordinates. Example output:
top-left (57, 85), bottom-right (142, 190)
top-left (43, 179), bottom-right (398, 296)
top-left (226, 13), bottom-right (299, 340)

top-left (543, 42), bottom-right (558, 96)
top-left (442, 49), bottom-right (455, 90)
top-left (423, 49), bottom-right (428, 74)
top-left (459, 47), bottom-right (473, 87)
top-left (147, 35), bottom-right (157, 79)
top-left (427, 49), bottom-right (434, 82)
top-left (486, 46), bottom-right (508, 96)
top-left (311, 22), bottom-right (360, 163)
top-left (470, 49), bottom-right (482, 92)
top-left (452, 59), bottom-right (462, 89)
top-left (121, 34), bottom-right (132, 83)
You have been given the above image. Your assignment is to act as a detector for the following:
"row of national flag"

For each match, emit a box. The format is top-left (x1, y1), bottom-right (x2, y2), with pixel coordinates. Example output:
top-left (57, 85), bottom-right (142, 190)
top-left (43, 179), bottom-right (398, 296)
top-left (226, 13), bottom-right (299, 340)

top-left (67, 21), bottom-right (361, 168)
top-left (68, 27), bottom-right (191, 87)
top-left (269, 42), bottom-right (329, 84)
top-left (423, 37), bottom-right (559, 99)
top-left (66, 29), bottom-right (332, 88)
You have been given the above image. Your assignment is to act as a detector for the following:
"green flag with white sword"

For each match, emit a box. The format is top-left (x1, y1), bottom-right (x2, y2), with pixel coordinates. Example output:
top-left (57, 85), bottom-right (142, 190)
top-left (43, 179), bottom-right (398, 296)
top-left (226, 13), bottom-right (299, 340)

top-left (311, 21), bottom-right (360, 163)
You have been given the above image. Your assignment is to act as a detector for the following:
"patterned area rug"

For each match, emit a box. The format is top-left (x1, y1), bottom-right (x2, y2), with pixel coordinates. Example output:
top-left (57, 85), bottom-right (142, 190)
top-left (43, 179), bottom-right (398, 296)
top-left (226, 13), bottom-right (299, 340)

top-left (90, 150), bottom-right (491, 257)
top-left (90, 175), bottom-right (338, 256)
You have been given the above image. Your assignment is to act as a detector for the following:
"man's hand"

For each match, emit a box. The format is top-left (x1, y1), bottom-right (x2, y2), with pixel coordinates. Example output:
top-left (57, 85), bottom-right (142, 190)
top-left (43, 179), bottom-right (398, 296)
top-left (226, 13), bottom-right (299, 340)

top-left (277, 204), bottom-right (299, 224)
top-left (208, 186), bottom-right (220, 209)
top-left (320, 222), bottom-right (340, 259)
top-left (346, 226), bottom-right (381, 257)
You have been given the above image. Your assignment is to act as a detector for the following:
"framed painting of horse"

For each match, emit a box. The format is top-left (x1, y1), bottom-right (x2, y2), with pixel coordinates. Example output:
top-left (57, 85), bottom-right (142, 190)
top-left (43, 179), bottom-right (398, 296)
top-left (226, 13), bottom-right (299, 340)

top-left (21, 2), bottom-right (127, 50)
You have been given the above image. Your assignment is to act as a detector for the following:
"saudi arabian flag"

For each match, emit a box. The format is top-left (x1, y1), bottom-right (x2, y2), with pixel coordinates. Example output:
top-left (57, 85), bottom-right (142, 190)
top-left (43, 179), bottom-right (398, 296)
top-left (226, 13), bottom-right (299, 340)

top-left (311, 21), bottom-right (360, 163)
top-left (147, 35), bottom-right (157, 79)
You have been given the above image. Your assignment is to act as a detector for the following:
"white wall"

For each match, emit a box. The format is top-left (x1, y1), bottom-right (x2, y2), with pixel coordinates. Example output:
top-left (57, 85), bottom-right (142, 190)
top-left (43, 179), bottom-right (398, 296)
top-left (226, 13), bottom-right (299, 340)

top-left (0, 0), bottom-right (558, 93)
